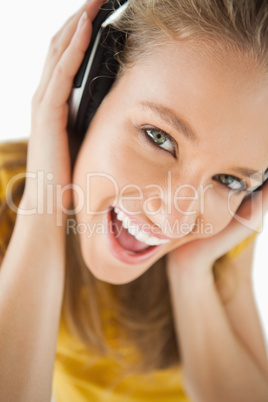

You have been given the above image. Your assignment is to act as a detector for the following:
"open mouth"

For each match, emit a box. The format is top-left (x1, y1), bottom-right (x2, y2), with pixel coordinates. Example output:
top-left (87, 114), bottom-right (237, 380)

top-left (107, 207), bottom-right (170, 265)
top-left (111, 207), bottom-right (152, 253)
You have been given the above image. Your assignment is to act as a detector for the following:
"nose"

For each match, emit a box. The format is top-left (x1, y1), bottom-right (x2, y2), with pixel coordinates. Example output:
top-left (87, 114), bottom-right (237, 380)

top-left (144, 181), bottom-right (201, 239)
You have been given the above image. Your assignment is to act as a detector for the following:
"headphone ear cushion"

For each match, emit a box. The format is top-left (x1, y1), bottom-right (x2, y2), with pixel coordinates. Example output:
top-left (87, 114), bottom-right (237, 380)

top-left (83, 53), bottom-right (118, 133)
top-left (68, 62), bottom-right (112, 169)
top-left (68, 28), bottom-right (125, 168)
top-left (83, 28), bottom-right (125, 132)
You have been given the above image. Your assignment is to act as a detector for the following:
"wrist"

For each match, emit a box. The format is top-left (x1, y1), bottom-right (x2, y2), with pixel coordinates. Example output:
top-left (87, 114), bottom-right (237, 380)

top-left (17, 196), bottom-right (68, 230)
top-left (167, 254), bottom-right (215, 298)
top-left (18, 187), bottom-right (70, 226)
top-left (167, 249), bottom-right (214, 278)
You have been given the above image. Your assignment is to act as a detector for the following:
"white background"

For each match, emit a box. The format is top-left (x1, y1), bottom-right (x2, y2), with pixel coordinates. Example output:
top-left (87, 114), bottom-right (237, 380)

top-left (0, 0), bottom-right (267, 345)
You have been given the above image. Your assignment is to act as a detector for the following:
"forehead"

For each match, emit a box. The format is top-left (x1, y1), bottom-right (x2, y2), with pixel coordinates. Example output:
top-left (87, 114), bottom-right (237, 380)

top-left (133, 38), bottom-right (267, 102)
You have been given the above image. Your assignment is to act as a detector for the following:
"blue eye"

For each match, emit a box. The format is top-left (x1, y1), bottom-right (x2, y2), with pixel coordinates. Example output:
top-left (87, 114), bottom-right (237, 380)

top-left (214, 174), bottom-right (247, 192)
top-left (143, 128), bottom-right (177, 157)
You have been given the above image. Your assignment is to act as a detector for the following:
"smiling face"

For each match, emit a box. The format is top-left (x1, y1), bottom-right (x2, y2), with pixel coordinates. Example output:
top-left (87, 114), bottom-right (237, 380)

top-left (72, 39), bottom-right (268, 284)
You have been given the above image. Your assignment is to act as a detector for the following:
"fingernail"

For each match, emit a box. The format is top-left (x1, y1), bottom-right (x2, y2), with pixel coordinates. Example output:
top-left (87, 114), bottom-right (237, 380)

top-left (77, 11), bottom-right (88, 31)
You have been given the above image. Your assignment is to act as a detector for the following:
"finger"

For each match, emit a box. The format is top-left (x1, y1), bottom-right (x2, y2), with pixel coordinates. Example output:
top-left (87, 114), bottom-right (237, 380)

top-left (34, 0), bottom-right (105, 102)
top-left (51, 0), bottom-right (105, 60)
top-left (208, 187), bottom-right (268, 258)
top-left (42, 12), bottom-right (91, 117)
top-left (234, 181), bottom-right (268, 232)
top-left (57, 0), bottom-right (106, 44)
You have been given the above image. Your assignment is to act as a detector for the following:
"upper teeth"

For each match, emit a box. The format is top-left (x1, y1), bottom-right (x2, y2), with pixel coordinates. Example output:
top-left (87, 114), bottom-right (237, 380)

top-left (114, 207), bottom-right (170, 246)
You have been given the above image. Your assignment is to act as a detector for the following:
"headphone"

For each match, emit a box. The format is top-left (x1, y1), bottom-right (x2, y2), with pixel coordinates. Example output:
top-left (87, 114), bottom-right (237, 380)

top-left (68, 0), bottom-right (129, 152)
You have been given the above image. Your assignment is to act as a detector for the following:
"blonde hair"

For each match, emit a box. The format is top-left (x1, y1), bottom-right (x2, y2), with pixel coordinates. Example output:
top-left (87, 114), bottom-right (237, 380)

top-left (112, 0), bottom-right (268, 72)
top-left (1, 0), bottom-right (268, 377)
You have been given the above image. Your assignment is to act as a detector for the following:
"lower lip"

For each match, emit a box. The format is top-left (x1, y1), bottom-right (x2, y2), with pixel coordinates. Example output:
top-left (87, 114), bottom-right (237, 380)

top-left (106, 207), bottom-right (164, 265)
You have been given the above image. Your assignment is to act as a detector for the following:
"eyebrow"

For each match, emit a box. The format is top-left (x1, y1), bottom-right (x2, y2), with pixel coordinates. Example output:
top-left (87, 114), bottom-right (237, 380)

top-left (138, 100), bottom-right (198, 143)
top-left (137, 100), bottom-right (263, 180)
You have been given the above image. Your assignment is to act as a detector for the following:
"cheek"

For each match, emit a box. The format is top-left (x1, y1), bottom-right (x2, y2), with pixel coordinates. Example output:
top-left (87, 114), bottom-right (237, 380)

top-left (196, 190), bottom-right (244, 237)
top-left (74, 129), bottom-right (162, 206)
top-left (72, 127), bottom-right (119, 213)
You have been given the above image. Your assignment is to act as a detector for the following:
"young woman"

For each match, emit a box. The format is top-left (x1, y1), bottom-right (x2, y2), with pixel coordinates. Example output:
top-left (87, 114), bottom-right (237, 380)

top-left (0, 0), bottom-right (268, 401)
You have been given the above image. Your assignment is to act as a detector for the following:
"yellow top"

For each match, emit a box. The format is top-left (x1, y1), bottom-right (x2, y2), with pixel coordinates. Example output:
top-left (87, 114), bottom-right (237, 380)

top-left (0, 141), bottom-right (257, 402)
top-left (52, 316), bottom-right (189, 402)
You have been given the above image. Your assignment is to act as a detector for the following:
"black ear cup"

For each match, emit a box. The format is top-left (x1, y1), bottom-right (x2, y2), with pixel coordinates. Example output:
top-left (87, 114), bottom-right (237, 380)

top-left (81, 27), bottom-right (125, 135)
top-left (68, 0), bottom-right (128, 168)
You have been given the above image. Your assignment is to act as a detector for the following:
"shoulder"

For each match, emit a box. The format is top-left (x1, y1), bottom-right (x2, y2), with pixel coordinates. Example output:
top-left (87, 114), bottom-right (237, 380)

top-left (0, 140), bottom-right (27, 202)
top-left (0, 140), bottom-right (27, 200)
top-left (0, 140), bottom-right (28, 162)
top-left (0, 140), bottom-right (27, 256)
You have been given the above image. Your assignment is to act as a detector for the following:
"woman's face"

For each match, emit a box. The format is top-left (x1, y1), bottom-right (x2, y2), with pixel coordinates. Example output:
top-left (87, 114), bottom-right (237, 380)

top-left (73, 39), bottom-right (268, 284)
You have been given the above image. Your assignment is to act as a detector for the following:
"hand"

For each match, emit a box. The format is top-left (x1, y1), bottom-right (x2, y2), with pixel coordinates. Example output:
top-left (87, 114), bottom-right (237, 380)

top-left (21, 0), bottom-right (104, 213)
top-left (167, 182), bottom-right (268, 275)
